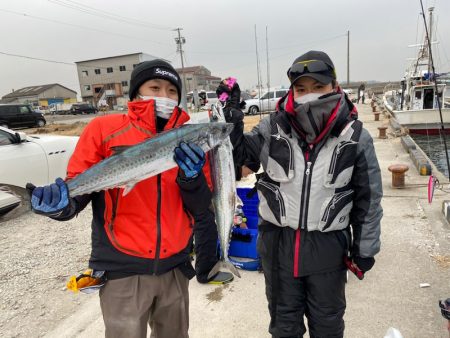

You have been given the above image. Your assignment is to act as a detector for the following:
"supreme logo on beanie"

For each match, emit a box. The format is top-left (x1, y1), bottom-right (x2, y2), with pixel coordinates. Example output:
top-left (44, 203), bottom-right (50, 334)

top-left (129, 59), bottom-right (182, 104)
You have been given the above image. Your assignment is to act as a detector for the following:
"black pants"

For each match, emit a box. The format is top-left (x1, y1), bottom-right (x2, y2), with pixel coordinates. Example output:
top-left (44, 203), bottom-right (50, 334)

top-left (258, 227), bottom-right (347, 338)
top-left (192, 209), bottom-right (219, 283)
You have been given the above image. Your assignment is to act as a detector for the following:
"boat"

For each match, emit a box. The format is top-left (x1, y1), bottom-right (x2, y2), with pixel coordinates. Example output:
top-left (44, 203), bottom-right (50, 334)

top-left (383, 7), bottom-right (450, 135)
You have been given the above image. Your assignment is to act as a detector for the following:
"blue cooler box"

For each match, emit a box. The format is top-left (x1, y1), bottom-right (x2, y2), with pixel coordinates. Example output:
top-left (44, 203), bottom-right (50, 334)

top-left (229, 187), bottom-right (259, 260)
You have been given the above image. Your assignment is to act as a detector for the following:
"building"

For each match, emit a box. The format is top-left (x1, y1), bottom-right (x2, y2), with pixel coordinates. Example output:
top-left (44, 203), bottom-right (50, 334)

top-left (175, 66), bottom-right (221, 93)
top-left (0, 84), bottom-right (77, 107)
top-left (75, 53), bottom-right (161, 108)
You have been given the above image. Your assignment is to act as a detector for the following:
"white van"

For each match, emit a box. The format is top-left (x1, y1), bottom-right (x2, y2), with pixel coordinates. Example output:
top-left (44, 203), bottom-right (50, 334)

top-left (242, 88), bottom-right (289, 115)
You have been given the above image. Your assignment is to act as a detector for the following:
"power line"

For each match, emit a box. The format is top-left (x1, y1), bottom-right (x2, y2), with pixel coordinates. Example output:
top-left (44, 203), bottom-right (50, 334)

top-left (0, 8), bottom-right (172, 47)
top-left (48, 0), bottom-right (173, 31)
top-left (0, 51), bottom-right (75, 65)
top-left (0, 51), bottom-right (168, 73)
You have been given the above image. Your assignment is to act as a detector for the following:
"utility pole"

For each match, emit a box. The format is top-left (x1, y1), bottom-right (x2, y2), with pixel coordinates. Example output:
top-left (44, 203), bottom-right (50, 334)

top-left (174, 27), bottom-right (188, 111)
top-left (347, 30), bottom-right (350, 86)
top-left (254, 25), bottom-right (262, 119)
top-left (266, 26), bottom-right (270, 94)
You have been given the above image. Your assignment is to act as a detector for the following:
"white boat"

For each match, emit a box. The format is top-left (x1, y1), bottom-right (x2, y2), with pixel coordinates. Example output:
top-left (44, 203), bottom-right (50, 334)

top-left (383, 7), bottom-right (450, 135)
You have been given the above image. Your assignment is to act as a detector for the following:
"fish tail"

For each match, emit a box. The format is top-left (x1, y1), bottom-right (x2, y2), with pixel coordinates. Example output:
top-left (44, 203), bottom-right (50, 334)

top-left (0, 184), bottom-right (31, 223)
top-left (207, 260), bottom-right (241, 280)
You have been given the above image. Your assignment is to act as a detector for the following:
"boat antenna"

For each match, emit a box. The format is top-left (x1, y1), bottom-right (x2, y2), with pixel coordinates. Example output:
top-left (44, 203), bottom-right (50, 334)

top-left (419, 0), bottom-right (450, 180)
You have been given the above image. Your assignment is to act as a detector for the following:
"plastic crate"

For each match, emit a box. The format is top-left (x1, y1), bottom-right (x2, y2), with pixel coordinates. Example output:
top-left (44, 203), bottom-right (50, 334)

top-left (228, 187), bottom-right (260, 260)
top-left (229, 227), bottom-right (259, 259)
top-left (236, 187), bottom-right (259, 229)
top-left (229, 256), bottom-right (261, 271)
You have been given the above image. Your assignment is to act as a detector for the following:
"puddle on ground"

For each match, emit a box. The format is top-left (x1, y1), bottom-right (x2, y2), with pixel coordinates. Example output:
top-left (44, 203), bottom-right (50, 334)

top-left (206, 284), bottom-right (229, 303)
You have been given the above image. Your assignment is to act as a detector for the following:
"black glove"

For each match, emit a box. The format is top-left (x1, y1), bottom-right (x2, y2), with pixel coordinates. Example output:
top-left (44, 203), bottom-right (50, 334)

top-left (353, 256), bottom-right (375, 273)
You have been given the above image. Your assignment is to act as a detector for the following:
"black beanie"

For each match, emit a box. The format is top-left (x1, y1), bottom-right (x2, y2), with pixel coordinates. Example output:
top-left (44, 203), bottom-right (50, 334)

top-left (129, 59), bottom-right (182, 104)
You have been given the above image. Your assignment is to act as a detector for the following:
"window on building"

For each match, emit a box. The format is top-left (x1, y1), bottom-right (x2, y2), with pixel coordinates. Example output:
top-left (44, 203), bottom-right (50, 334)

top-left (94, 87), bottom-right (101, 93)
top-left (95, 69), bottom-right (101, 75)
top-left (107, 67), bottom-right (113, 73)
top-left (84, 85), bottom-right (91, 91)
top-left (121, 81), bottom-right (128, 87)
top-left (82, 70), bottom-right (89, 77)
top-left (119, 65), bottom-right (126, 71)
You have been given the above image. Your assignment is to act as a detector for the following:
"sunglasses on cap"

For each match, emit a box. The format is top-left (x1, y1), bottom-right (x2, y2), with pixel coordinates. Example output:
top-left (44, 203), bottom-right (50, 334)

top-left (288, 59), bottom-right (336, 80)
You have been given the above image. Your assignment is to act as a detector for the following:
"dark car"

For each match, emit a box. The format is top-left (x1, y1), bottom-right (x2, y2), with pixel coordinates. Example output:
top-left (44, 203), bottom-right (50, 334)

top-left (0, 104), bottom-right (46, 129)
top-left (70, 103), bottom-right (98, 115)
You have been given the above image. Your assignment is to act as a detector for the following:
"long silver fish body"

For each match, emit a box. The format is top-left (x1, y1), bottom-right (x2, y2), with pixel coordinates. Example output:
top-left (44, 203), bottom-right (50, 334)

top-left (0, 122), bottom-right (233, 223)
top-left (207, 104), bottom-right (241, 279)
top-left (67, 122), bottom-right (234, 196)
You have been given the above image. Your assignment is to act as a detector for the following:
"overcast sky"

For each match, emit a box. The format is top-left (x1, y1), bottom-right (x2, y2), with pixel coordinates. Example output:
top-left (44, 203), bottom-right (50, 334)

top-left (1, 0), bottom-right (449, 98)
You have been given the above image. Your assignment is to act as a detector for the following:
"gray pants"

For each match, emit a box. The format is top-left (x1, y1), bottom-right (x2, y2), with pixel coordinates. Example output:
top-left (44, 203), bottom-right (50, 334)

top-left (99, 269), bottom-right (189, 338)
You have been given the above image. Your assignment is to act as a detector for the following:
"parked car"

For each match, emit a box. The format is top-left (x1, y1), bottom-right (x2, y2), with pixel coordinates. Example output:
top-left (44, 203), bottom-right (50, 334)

top-left (70, 103), bottom-right (98, 115)
top-left (242, 89), bottom-right (289, 115)
top-left (199, 91), bottom-right (219, 109)
top-left (0, 104), bottom-right (46, 129)
top-left (0, 126), bottom-right (79, 188)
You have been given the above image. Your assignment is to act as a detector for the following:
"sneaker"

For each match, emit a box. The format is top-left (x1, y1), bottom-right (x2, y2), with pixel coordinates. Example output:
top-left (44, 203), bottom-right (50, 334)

top-left (207, 271), bottom-right (234, 284)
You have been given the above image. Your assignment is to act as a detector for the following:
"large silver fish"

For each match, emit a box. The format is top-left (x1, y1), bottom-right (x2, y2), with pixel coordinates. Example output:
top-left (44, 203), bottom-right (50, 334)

top-left (0, 122), bottom-right (233, 223)
top-left (207, 104), bottom-right (241, 279)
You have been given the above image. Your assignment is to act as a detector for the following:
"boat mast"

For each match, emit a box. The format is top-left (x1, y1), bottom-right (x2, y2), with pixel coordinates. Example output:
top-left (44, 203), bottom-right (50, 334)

top-left (427, 7), bottom-right (433, 76)
top-left (419, 0), bottom-right (450, 180)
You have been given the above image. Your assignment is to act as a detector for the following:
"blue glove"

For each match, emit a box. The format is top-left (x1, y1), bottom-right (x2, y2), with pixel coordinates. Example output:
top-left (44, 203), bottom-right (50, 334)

top-left (29, 177), bottom-right (69, 216)
top-left (174, 142), bottom-right (206, 179)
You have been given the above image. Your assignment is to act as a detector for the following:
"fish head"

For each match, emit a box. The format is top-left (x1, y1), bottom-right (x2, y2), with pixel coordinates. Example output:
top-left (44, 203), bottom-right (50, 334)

top-left (206, 123), bottom-right (234, 149)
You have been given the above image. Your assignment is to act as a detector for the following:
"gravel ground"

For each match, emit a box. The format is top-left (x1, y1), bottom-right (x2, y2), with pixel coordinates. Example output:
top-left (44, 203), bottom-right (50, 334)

top-left (0, 209), bottom-right (93, 337)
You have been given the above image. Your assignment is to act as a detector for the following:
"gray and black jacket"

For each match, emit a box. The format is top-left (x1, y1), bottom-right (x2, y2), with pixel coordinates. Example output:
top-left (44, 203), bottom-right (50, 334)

top-left (228, 92), bottom-right (383, 276)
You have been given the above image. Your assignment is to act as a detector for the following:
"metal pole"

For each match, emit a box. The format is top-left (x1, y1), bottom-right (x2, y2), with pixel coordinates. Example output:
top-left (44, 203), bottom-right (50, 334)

top-left (254, 25), bottom-right (262, 119)
top-left (266, 26), bottom-right (270, 94)
top-left (347, 30), bottom-right (350, 86)
top-left (174, 27), bottom-right (188, 111)
top-left (427, 7), bottom-right (433, 76)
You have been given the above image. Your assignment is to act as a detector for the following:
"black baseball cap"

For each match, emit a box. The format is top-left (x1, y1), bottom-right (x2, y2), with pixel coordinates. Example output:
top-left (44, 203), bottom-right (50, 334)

top-left (129, 59), bottom-right (182, 103)
top-left (287, 50), bottom-right (336, 85)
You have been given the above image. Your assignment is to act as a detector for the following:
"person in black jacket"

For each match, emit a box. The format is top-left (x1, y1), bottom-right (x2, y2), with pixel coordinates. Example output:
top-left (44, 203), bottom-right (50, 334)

top-left (225, 51), bottom-right (383, 338)
top-left (216, 78), bottom-right (260, 179)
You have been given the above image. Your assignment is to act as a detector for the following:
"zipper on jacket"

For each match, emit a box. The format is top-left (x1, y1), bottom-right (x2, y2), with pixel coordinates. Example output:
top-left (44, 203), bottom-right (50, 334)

top-left (107, 191), bottom-right (141, 255)
top-left (321, 190), bottom-right (354, 222)
top-left (328, 140), bottom-right (357, 176)
top-left (299, 151), bottom-right (313, 230)
top-left (258, 181), bottom-right (286, 221)
top-left (153, 174), bottom-right (162, 274)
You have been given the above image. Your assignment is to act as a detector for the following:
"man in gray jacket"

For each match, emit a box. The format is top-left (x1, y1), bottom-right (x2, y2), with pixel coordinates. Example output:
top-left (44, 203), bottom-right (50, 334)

top-left (226, 50), bottom-right (383, 338)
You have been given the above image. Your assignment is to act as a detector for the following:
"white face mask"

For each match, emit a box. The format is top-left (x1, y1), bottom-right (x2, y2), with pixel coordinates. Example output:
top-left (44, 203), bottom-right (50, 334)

top-left (139, 95), bottom-right (178, 119)
top-left (294, 93), bottom-right (324, 105)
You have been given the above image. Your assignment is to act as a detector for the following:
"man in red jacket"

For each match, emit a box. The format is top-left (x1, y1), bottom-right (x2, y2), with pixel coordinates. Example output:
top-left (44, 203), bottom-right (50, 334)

top-left (28, 59), bottom-right (231, 338)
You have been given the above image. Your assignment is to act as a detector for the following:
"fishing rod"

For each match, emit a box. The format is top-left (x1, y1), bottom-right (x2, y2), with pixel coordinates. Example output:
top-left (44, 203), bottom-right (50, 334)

top-left (419, 0), bottom-right (450, 181)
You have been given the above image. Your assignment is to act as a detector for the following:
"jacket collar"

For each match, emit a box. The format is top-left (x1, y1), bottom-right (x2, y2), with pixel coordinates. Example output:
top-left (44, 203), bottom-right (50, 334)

top-left (127, 100), bottom-right (190, 133)
top-left (277, 87), bottom-right (358, 145)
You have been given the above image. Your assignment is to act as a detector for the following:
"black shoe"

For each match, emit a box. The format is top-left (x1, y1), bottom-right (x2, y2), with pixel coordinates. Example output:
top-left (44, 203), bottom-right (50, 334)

top-left (207, 271), bottom-right (234, 284)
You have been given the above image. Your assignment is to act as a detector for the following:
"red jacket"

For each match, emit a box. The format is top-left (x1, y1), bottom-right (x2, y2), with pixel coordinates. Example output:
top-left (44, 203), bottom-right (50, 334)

top-left (66, 100), bottom-right (212, 275)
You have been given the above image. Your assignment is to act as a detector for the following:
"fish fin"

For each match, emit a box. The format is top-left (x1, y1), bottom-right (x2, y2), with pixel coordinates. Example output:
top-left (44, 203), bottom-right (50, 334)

top-left (122, 183), bottom-right (136, 196)
top-left (207, 262), bottom-right (222, 280)
top-left (207, 261), bottom-right (241, 280)
top-left (110, 145), bottom-right (131, 155)
top-left (0, 183), bottom-right (32, 223)
top-left (225, 261), bottom-right (241, 278)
